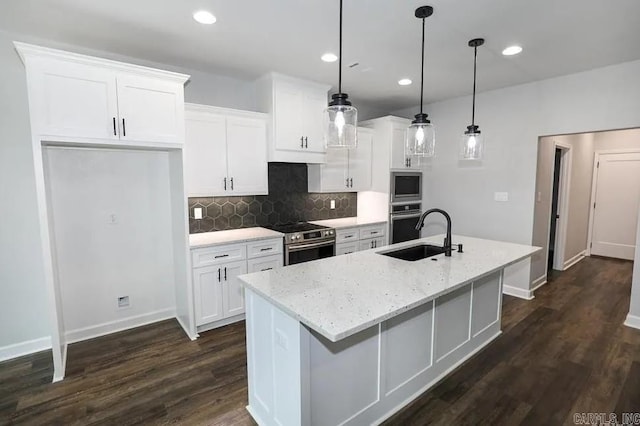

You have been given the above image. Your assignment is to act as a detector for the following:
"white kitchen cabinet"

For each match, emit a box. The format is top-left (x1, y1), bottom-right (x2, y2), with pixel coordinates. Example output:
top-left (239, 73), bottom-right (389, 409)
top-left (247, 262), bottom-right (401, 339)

top-left (333, 223), bottom-right (387, 255)
top-left (256, 73), bottom-right (330, 163)
top-left (307, 128), bottom-right (373, 193)
top-left (185, 104), bottom-right (268, 197)
top-left (221, 260), bottom-right (248, 318)
top-left (17, 44), bottom-right (188, 145)
top-left (360, 237), bottom-right (386, 251)
top-left (336, 242), bottom-right (359, 256)
top-left (191, 237), bottom-right (283, 330)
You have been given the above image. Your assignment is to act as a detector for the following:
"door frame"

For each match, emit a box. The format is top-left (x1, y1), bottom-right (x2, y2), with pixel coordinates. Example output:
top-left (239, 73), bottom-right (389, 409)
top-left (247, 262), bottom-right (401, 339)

top-left (587, 148), bottom-right (640, 256)
top-left (547, 141), bottom-right (572, 271)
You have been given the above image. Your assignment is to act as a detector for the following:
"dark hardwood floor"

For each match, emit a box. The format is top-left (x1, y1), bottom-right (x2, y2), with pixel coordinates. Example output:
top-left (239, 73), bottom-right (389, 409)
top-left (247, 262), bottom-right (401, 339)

top-left (1, 256), bottom-right (638, 425)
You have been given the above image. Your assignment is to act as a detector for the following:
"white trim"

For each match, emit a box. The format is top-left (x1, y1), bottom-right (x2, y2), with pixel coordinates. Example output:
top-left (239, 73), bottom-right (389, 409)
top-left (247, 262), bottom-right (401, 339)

top-left (64, 309), bottom-right (175, 344)
top-left (563, 250), bottom-right (586, 270)
top-left (587, 148), bottom-right (640, 256)
top-left (196, 314), bottom-right (245, 334)
top-left (502, 285), bottom-right (534, 300)
top-left (624, 314), bottom-right (640, 330)
top-left (176, 315), bottom-right (199, 341)
top-left (185, 103), bottom-right (268, 119)
top-left (0, 336), bottom-right (52, 362)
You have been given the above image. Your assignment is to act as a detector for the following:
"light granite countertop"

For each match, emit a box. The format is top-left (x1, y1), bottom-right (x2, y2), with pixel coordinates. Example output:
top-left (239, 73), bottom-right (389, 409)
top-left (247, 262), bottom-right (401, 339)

top-left (309, 217), bottom-right (387, 229)
top-left (238, 235), bottom-right (541, 342)
top-left (189, 227), bottom-right (283, 249)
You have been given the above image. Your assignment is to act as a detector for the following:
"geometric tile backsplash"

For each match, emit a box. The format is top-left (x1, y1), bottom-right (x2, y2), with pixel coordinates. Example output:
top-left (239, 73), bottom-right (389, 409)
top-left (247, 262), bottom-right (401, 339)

top-left (188, 162), bottom-right (357, 234)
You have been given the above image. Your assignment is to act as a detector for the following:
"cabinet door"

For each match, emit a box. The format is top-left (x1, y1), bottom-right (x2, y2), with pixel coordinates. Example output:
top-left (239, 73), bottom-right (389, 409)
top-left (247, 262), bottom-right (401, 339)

top-left (226, 116), bottom-right (268, 195)
top-left (116, 74), bottom-right (184, 144)
top-left (273, 81), bottom-right (304, 152)
top-left (390, 124), bottom-right (410, 169)
top-left (222, 260), bottom-right (248, 318)
top-left (349, 129), bottom-right (373, 191)
top-left (321, 148), bottom-right (349, 191)
top-left (193, 266), bottom-right (224, 326)
top-left (301, 90), bottom-right (328, 153)
top-left (184, 112), bottom-right (228, 196)
top-left (359, 237), bottom-right (385, 251)
top-left (31, 59), bottom-right (119, 140)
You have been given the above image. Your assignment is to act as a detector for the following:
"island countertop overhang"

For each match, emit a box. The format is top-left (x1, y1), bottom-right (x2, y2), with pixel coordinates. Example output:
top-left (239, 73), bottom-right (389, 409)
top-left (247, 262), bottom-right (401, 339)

top-left (238, 235), bottom-right (541, 343)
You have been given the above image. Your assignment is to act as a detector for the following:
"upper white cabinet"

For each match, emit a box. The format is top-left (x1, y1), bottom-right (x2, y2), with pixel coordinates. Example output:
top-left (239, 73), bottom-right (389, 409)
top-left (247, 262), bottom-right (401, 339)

top-left (185, 104), bottom-right (268, 197)
top-left (256, 73), bottom-right (330, 163)
top-left (308, 128), bottom-right (373, 193)
top-left (15, 42), bottom-right (188, 146)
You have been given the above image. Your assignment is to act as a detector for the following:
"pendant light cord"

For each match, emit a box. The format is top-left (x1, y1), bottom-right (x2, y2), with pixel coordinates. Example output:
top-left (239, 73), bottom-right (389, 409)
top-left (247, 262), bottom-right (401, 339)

top-left (471, 45), bottom-right (477, 127)
top-left (420, 17), bottom-right (425, 115)
top-left (338, 0), bottom-right (343, 94)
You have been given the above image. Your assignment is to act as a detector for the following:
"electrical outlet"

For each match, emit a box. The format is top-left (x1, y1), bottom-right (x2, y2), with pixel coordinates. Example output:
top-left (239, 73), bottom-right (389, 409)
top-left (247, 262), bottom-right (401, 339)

top-left (194, 207), bottom-right (203, 220)
top-left (117, 296), bottom-right (130, 309)
top-left (494, 192), bottom-right (509, 202)
top-left (330, 200), bottom-right (336, 209)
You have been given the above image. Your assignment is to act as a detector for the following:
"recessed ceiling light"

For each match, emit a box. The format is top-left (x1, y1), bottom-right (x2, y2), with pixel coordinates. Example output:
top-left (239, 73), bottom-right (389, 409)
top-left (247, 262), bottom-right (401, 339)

top-left (193, 10), bottom-right (216, 25)
top-left (398, 78), bottom-right (412, 86)
top-left (321, 53), bottom-right (338, 63)
top-left (502, 45), bottom-right (522, 56)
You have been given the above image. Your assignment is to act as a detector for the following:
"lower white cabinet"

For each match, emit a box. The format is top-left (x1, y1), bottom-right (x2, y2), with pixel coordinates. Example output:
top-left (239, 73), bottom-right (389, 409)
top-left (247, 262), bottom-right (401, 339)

top-left (192, 237), bottom-right (283, 329)
top-left (335, 223), bottom-right (387, 256)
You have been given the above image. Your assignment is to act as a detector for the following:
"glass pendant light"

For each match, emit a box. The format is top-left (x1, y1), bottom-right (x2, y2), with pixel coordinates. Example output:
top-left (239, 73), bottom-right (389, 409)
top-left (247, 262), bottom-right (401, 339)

top-left (460, 38), bottom-right (485, 160)
top-left (324, 0), bottom-right (357, 149)
top-left (406, 6), bottom-right (435, 158)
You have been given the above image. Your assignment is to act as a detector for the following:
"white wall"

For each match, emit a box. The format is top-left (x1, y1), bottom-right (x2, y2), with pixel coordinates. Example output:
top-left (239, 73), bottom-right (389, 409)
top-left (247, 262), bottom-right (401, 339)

top-left (593, 128), bottom-right (640, 151)
top-left (44, 148), bottom-right (176, 342)
top-left (394, 59), bottom-right (640, 294)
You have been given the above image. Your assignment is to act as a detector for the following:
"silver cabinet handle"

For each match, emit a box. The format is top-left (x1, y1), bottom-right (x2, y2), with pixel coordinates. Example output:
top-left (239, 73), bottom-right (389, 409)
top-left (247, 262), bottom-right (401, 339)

top-left (113, 117), bottom-right (117, 136)
top-left (224, 267), bottom-right (227, 281)
top-left (223, 177), bottom-right (227, 190)
top-left (230, 177), bottom-right (234, 190)
top-left (304, 137), bottom-right (308, 148)
top-left (346, 178), bottom-right (350, 188)
top-left (217, 268), bottom-right (221, 282)
top-left (261, 267), bottom-right (273, 271)
top-left (300, 136), bottom-right (304, 148)
top-left (122, 118), bottom-right (126, 136)
top-left (214, 254), bottom-right (229, 259)
top-left (260, 247), bottom-right (272, 252)
top-left (350, 178), bottom-right (353, 188)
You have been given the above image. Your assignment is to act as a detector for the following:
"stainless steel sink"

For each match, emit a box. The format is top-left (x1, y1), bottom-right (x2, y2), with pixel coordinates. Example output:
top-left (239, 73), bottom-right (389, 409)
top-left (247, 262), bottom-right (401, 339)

top-left (378, 244), bottom-right (447, 261)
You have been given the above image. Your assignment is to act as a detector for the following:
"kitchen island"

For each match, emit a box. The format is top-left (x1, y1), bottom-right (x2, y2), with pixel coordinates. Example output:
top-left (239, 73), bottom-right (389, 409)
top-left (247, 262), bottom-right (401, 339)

top-left (238, 235), bottom-right (540, 426)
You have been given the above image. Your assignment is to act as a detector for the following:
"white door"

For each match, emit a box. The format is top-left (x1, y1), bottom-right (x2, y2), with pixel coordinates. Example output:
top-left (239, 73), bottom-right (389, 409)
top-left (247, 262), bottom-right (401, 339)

top-left (116, 74), bottom-right (183, 144)
top-left (226, 116), bottom-right (268, 195)
top-left (32, 60), bottom-right (119, 140)
top-left (222, 260), bottom-right (248, 317)
top-left (301, 90), bottom-right (328, 153)
top-left (274, 82), bottom-right (304, 152)
top-left (349, 129), bottom-right (373, 191)
top-left (193, 266), bottom-right (224, 326)
top-left (590, 152), bottom-right (640, 260)
top-left (184, 112), bottom-right (228, 196)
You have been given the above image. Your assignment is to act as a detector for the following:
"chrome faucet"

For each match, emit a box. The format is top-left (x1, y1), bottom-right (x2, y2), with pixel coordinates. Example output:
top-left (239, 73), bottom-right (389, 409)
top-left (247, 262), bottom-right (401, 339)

top-left (415, 208), bottom-right (453, 256)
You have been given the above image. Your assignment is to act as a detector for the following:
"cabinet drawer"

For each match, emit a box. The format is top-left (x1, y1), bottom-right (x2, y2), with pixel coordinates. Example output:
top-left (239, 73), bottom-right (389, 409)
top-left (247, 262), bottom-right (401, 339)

top-left (359, 224), bottom-right (386, 240)
top-left (247, 254), bottom-right (283, 273)
top-left (192, 244), bottom-right (246, 268)
top-left (336, 227), bottom-right (359, 244)
top-left (336, 242), bottom-right (359, 256)
top-left (246, 238), bottom-right (283, 259)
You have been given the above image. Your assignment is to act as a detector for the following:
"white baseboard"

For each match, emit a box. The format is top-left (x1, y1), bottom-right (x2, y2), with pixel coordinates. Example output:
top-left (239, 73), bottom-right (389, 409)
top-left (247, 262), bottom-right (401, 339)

top-left (196, 314), bottom-right (245, 334)
top-left (531, 275), bottom-right (548, 292)
top-left (176, 315), bottom-right (198, 341)
top-left (563, 251), bottom-right (586, 270)
top-left (502, 285), bottom-right (534, 300)
top-left (65, 308), bottom-right (176, 344)
top-left (624, 314), bottom-right (640, 330)
top-left (0, 336), bottom-right (52, 362)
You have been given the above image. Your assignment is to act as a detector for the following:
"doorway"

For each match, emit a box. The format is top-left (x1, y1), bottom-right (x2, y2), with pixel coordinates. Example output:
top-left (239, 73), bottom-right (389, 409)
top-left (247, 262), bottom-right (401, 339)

top-left (547, 143), bottom-right (572, 274)
top-left (548, 149), bottom-right (562, 271)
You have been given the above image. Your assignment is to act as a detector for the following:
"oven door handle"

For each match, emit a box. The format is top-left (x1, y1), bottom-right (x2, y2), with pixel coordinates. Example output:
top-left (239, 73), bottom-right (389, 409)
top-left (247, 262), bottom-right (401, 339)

top-left (390, 212), bottom-right (423, 220)
top-left (287, 240), bottom-right (335, 252)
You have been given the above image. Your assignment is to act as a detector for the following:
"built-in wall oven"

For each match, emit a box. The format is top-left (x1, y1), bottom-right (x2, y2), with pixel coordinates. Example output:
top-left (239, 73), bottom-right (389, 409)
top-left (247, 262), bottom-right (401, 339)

top-left (390, 202), bottom-right (423, 244)
top-left (391, 171), bottom-right (422, 204)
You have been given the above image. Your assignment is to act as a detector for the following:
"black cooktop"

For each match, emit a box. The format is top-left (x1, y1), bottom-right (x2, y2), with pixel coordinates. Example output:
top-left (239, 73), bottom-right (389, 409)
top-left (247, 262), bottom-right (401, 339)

top-left (266, 222), bottom-right (329, 234)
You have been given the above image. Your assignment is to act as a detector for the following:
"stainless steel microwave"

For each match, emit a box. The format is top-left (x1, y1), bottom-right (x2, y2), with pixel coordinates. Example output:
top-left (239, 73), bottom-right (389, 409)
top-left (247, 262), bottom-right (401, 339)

top-left (390, 171), bottom-right (422, 203)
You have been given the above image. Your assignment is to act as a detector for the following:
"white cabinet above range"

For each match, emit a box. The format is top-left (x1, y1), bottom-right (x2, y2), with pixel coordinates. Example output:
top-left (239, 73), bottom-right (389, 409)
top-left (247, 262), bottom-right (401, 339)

top-left (15, 42), bottom-right (188, 146)
top-left (185, 104), bottom-right (268, 197)
top-left (256, 73), bottom-right (330, 164)
top-left (307, 128), bottom-right (373, 193)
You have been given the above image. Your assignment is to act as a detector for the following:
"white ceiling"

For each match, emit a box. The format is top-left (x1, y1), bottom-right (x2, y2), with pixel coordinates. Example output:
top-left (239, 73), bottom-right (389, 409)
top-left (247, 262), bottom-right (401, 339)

top-left (2, 0), bottom-right (640, 111)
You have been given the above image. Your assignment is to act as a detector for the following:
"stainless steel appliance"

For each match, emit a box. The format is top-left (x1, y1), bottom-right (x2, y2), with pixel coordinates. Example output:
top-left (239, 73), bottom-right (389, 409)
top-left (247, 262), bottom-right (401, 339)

top-left (390, 171), bottom-right (422, 203)
top-left (390, 202), bottom-right (423, 244)
top-left (267, 222), bottom-right (336, 266)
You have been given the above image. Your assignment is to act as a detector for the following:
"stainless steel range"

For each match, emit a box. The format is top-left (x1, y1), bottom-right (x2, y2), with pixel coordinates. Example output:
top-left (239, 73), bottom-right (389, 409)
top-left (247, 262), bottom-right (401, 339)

top-left (267, 222), bottom-right (336, 266)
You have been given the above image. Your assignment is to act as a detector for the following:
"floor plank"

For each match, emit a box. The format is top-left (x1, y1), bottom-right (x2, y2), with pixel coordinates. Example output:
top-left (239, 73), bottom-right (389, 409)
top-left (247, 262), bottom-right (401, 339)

top-left (1, 256), bottom-right (638, 425)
